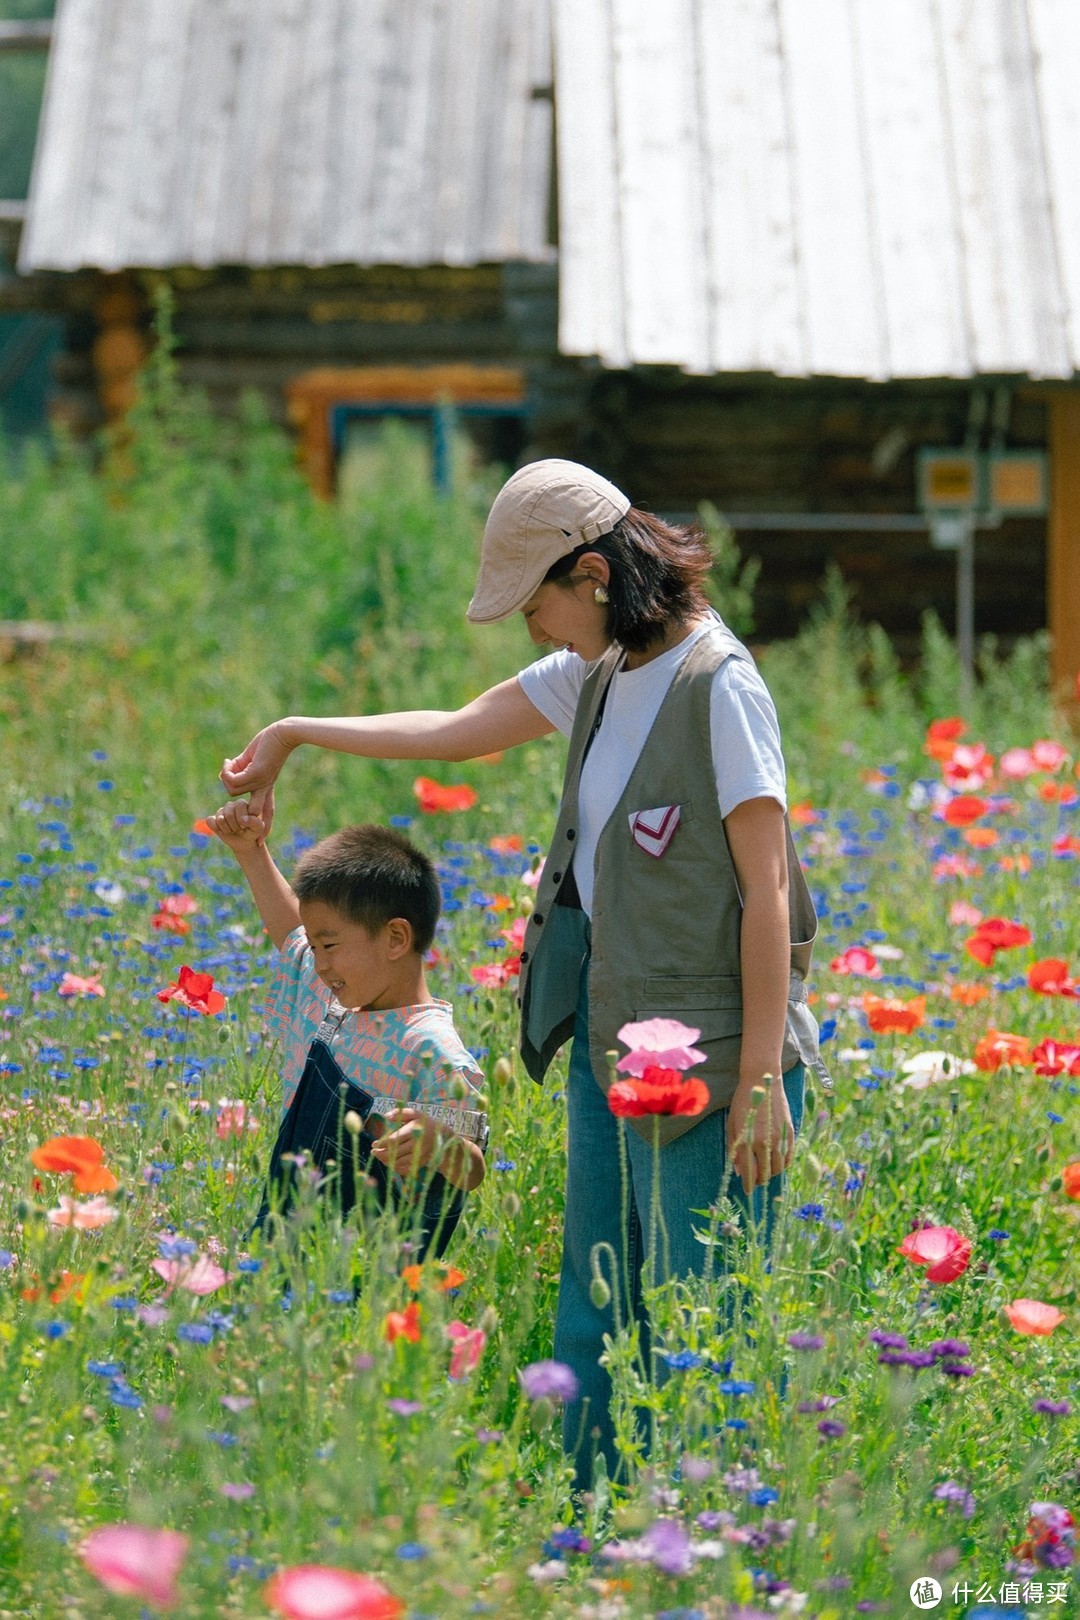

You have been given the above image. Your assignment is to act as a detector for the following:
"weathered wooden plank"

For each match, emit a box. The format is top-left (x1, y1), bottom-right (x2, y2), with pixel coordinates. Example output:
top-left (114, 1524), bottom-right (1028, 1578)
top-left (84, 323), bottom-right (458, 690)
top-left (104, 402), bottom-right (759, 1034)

top-left (695, 0), bottom-right (806, 376)
top-left (935, 0), bottom-right (1067, 375)
top-left (1028, 0), bottom-right (1080, 370)
top-left (608, 0), bottom-right (710, 369)
top-left (324, 0), bottom-right (390, 264)
top-left (122, 0), bottom-right (196, 267)
top-left (277, 0), bottom-right (340, 264)
top-left (365, 0), bottom-right (444, 264)
top-left (778, 0), bottom-right (884, 378)
top-left (850, 0), bottom-right (971, 378)
top-left (18, 0), bottom-right (105, 270)
top-left (552, 0), bottom-right (627, 365)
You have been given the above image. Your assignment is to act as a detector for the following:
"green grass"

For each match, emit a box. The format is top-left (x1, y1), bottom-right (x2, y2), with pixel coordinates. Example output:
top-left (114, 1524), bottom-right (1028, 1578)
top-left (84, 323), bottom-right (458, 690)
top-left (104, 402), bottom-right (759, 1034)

top-left (0, 369), bottom-right (1075, 1617)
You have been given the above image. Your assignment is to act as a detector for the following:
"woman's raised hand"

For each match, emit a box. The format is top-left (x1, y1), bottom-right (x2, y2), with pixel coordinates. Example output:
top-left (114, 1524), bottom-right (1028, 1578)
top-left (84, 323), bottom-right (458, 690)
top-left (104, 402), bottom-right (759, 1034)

top-left (221, 723), bottom-right (294, 835)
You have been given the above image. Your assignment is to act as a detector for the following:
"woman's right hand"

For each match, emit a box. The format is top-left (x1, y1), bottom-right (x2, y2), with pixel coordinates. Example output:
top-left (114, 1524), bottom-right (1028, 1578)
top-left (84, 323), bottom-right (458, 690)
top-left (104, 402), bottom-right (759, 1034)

top-left (221, 722), bottom-right (294, 834)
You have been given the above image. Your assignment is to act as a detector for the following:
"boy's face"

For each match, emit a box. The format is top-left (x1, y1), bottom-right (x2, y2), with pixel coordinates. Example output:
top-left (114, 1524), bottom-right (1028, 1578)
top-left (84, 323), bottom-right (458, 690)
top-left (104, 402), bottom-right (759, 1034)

top-left (298, 900), bottom-right (407, 1011)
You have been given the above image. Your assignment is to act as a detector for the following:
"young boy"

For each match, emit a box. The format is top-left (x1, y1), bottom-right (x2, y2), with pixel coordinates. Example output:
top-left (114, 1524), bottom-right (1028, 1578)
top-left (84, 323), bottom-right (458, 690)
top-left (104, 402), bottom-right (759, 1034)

top-left (206, 804), bottom-right (486, 1257)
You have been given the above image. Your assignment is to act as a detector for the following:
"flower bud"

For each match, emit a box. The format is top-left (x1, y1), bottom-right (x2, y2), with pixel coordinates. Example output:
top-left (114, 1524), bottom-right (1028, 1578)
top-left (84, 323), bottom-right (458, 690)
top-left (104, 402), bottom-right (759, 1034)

top-left (589, 1275), bottom-right (611, 1310)
top-left (479, 1305), bottom-right (499, 1335)
top-left (493, 1057), bottom-right (513, 1085)
top-left (343, 1110), bottom-right (363, 1137)
top-left (502, 1192), bottom-right (521, 1218)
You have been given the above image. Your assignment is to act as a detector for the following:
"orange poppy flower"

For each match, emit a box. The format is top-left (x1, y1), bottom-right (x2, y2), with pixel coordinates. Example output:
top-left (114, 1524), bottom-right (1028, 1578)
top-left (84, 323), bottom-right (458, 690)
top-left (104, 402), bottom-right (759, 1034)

top-left (789, 801), bottom-right (820, 826)
top-left (972, 1029), bottom-right (1032, 1071)
top-left (192, 818), bottom-right (215, 836)
top-left (1062, 1162), bottom-right (1080, 1200)
top-left (401, 1264), bottom-right (465, 1292)
top-left (963, 826), bottom-right (997, 848)
top-left (862, 994), bottom-right (926, 1035)
top-left (996, 853), bottom-right (1031, 874)
top-left (924, 717), bottom-right (965, 761)
top-left (489, 835), bottom-right (523, 854)
top-left (949, 982), bottom-right (989, 1006)
top-left (30, 1136), bottom-right (119, 1194)
top-left (1004, 1298), bottom-right (1065, 1336)
top-left (384, 1301), bottom-right (422, 1343)
top-left (412, 777), bottom-right (478, 814)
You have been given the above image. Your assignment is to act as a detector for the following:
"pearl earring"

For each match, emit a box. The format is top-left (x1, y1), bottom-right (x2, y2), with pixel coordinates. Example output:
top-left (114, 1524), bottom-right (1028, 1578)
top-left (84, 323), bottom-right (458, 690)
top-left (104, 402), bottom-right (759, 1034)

top-left (593, 585), bottom-right (609, 605)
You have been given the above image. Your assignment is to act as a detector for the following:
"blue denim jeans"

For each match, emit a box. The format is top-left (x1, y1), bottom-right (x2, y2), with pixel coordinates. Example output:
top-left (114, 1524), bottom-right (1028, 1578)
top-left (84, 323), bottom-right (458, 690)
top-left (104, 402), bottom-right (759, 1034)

top-left (552, 967), bottom-right (805, 1492)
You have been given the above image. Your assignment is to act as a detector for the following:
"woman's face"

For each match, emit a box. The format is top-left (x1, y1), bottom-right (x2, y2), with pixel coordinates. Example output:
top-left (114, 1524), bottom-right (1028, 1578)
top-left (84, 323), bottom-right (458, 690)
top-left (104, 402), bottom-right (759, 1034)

top-left (520, 567), bottom-right (611, 662)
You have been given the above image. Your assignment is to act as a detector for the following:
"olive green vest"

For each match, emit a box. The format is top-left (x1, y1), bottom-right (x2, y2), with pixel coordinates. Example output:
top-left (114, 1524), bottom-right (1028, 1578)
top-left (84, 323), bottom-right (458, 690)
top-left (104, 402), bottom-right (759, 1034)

top-left (516, 627), bottom-right (823, 1145)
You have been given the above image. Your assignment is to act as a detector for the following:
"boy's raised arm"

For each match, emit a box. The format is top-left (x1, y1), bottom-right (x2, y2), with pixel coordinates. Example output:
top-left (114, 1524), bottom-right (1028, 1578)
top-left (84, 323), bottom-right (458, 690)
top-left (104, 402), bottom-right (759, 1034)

top-left (204, 804), bottom-right (301, 951)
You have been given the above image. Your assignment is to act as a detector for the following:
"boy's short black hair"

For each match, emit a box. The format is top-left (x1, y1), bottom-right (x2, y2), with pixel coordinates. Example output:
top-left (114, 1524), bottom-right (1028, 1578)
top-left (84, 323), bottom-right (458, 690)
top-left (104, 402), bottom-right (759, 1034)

top-left (292, 824), bottom-right (440, 954)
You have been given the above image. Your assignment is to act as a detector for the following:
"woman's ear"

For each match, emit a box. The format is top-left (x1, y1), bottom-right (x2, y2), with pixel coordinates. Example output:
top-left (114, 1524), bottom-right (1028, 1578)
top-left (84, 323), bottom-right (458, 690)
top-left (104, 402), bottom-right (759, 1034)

top-left (575, 551), bottom-right (611, 588)
top-left (385, 917), bottom-right (415, 959)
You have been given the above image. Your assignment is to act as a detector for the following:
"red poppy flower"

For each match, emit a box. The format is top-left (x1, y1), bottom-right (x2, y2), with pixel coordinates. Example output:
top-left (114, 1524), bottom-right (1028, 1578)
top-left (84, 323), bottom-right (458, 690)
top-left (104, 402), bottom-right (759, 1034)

top-left (963, 917), bottom-right (1032, 966)
top-left (31, 1135), bottom-right (120, 1194)
top-left (156, 965), bottom-right (226, 1016)
top-left (412, 777), bottom-right (478, 814)
top-left (265, 1565), bottom-right (404, 1620)
top-left (1062, 1162), bottom-right (1080, 1200)
top-left (1031, 1039), bottom-right (1080, 1077)
top-left (1027, 958), bottom-right (1075, 996)
top-left (862, 994), bottom-right (925, 1035)
top-left (948, 982), bottom-right (989, 1006)
top-left (943, 795), bottom-right (988, 826)
top-left (488, 835), bottom-right (523, 854)
top-left (973, 1029), bottom-right (1032, 1071)
top-left (607, 1066), bottom-right (709, 1118)
top-left (897, 1224), bottom-right (972, 1283)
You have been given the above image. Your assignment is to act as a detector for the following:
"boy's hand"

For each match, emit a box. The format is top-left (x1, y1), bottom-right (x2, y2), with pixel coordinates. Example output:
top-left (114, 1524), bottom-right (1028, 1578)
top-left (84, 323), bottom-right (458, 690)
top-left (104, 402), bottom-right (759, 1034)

top-left (205, 802), bottom-right (269, 852)
top-left (369, 1108), bottom-right (442, 1177)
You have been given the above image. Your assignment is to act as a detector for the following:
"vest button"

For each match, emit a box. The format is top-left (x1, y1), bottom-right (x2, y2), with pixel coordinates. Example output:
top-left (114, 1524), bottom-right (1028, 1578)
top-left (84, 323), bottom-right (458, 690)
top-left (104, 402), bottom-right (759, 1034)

top-left (520, 951), bottom-right (529, 964)
top-left (566, 828), bottom-right (576, 840)
top-left (533, 914), bottom-right (544, 926)
top-left (552, 872), bottom-right (562, 883)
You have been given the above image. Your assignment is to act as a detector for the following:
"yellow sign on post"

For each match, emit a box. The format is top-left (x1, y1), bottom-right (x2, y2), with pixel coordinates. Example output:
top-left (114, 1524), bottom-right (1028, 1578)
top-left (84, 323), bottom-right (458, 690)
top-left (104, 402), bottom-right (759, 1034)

top-left (917, 450), bottom-right (980, 511)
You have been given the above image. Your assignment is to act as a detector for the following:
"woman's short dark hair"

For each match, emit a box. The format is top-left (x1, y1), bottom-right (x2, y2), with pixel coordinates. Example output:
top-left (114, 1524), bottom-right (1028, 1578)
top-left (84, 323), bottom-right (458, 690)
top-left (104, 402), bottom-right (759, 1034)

top-left (543, 508), bottom-right (714, 654)
top-left (293, 824), bottom-right (440, 954)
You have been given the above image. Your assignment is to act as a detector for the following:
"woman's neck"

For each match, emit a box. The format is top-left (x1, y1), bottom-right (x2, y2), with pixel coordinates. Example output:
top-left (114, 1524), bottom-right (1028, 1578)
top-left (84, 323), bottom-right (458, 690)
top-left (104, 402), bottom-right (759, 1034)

top-left (622, 613), bottom-right (710, 671)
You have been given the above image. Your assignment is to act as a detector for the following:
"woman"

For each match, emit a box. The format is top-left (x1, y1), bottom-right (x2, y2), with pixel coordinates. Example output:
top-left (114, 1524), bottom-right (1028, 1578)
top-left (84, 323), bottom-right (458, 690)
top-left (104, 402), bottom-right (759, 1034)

top-left (222, 458), bottom-right (825, 1491)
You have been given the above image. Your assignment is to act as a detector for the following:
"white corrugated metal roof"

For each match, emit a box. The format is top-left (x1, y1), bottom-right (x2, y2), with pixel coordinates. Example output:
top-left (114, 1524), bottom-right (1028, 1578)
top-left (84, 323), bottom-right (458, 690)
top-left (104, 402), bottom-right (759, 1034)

top-left (554, 0), bottom-right (1080, 380)
top-left (19, 0), bottom-right (554, 272)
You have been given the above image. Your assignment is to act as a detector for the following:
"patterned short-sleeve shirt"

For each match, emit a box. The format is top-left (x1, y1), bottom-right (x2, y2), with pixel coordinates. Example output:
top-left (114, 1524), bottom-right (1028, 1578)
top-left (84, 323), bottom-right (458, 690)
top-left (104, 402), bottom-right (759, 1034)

top-left (263, 927), bottom-right (484, 1116)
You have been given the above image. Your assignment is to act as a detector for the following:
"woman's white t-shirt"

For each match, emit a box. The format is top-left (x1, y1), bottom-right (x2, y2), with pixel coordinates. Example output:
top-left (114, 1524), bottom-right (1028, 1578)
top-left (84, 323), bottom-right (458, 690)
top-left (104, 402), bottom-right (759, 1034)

top-left (516, 618), bottom-right (787, 916)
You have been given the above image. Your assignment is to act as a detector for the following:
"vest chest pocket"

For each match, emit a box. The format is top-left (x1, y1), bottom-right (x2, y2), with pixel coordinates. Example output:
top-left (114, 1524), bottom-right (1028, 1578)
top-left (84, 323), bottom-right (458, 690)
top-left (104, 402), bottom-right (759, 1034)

top-left (636, 974), bottom-right (743, 1042)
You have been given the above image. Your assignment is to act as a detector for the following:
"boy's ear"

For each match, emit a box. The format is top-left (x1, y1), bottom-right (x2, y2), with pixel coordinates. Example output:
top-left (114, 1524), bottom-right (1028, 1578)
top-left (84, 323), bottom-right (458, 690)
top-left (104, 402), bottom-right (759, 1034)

top-left (385, 917), bottom-right (415, 959)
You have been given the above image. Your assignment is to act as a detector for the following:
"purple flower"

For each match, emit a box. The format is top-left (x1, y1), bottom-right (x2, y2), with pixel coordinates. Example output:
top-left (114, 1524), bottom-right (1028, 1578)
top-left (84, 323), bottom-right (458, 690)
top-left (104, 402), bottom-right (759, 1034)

top-left (220, 1482), bottom-right (255, 1500)
top-left (817, 1419), bottom-right (846, 1438)
top-left (869, 1331), bottom-right (908, 1349)
top-left (641, 1519), bottom-right (694, 1577)
top-left (221, 1395), bottom-right (254, 1413)
top-left (1032, 1398), bottom-right (1071, 1416)
top-left (940, 1360), bottom-right (975, 1377)
top-left (696, 1510), bottom-right (734, 1531)
top-left (519, 1360), bottom-right (579, 1402)
top-left (476, 1428), bottom-right (503, 1443)
top-left (386, 1398), bottom-right (423, 1416)
top-left (933, 1480), bottom-right (975, 1518)
top-left (797, 1396), bottom-right (840, 1413)
top-left (928, 1338), bottom-right (970, 1359)
top-left (136, 1304), bottom-right (169, 1327)
top-left (788, 1332), bottom-right (825, 1351)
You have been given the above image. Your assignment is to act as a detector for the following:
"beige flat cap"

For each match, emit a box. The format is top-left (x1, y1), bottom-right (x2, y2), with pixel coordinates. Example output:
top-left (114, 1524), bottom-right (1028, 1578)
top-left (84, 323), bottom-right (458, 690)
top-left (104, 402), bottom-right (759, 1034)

top-left (466, 458), bottom-right (631, 624)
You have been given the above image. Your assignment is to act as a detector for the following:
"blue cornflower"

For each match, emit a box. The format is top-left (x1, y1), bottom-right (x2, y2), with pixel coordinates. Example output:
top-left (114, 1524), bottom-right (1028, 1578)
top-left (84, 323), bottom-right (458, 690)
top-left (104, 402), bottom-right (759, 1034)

top-left (747, 1487), bottom-right (779, 1507)
top-left (40, 1321), bottom-right (69, 1339)
top-left (178, 1323), bottom-right (214, 1345)
top-left (395, 1543), bottom-right (429, 1561)
top-left (987, 1228), bottom-right (1009, 1241)
top-left (237, 1258), bottom-right (262, 1273)
top-left (661, 1350), bottom-right (703, 1370)
top-left (108, 1381), bottom-right (143, 1409)
top-left (86, 1360), bottom-right (124, 1378)
top-left (795, 1203), bottom-right (825, 1222)
top-left (717, 1379), bottom-right (755, 1396)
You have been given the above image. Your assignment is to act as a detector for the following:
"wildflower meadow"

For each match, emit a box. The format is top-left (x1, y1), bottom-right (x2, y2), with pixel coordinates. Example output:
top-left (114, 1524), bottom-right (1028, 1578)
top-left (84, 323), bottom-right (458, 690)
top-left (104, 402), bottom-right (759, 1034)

top-left (0, 372), bottom-right (1076, 1618)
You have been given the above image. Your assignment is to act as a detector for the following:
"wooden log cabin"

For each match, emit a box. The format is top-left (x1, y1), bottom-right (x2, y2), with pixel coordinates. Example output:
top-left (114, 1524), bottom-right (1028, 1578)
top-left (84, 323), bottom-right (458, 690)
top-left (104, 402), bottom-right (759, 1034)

top-left (2, 0), bottom-right (1079, 683)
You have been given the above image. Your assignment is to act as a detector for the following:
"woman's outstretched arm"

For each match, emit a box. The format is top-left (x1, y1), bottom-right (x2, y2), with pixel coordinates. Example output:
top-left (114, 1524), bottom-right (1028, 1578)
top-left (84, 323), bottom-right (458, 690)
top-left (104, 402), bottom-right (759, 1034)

top-left (220, 676), bottom-right (555, 829)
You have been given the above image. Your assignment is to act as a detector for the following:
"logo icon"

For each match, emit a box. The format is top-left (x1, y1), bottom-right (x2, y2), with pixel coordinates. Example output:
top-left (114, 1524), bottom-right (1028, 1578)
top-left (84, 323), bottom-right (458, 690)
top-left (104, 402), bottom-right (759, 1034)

top-left (910, 1577), bottom-right (942, 1609)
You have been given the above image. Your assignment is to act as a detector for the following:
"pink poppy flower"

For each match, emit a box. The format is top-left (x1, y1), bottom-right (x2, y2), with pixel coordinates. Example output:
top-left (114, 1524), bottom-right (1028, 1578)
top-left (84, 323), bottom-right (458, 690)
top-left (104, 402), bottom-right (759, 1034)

top-left (948, 900), bottom-right (983, 927)
top-left (264, 1564), bottom-right (404, 1620)
top-left (897, 1225), bottom-right (972, 1283)
top-left (58, 973), bottom-right (105, 998)
top-left (445, 1320), bottom-right (486, 1380)
top-left (47, 1195), bottom-right (117, 1231)
top-left (215, 1101), bottom-right (255, 1140)
top-left (79, 1523), bottom-right (188, 1609)
top-left (1005, 1299), bottom-right (1065, 1336)
top-left (829, 946), bottom-right (881, 977)
top-left (1031, 739), bottom-right (1068, 772)
top-left (616, 1017), bottom-right (706, 1076)
top-left (999, 747), bottom-right (1035, 779)
top-left (151, 1254), bottom-right (232, 1295)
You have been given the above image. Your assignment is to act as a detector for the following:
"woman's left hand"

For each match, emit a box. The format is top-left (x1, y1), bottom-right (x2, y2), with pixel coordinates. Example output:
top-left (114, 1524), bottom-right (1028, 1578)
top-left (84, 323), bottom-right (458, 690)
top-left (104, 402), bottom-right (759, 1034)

top-left (726, 1075), bottom-right (794, 1195)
